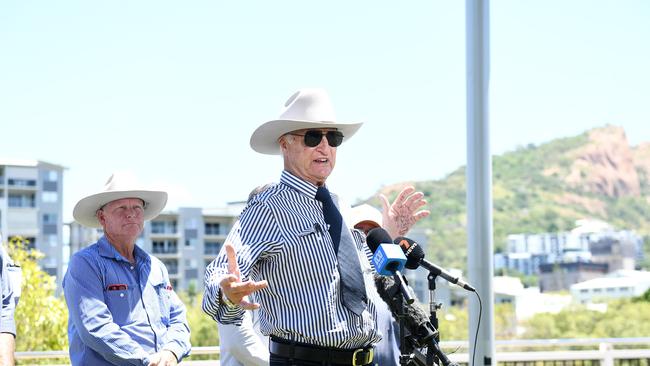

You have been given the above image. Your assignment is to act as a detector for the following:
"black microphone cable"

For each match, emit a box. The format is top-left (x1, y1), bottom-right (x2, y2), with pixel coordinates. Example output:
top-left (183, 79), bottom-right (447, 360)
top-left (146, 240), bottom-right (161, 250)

top-left (471, 290), bottom-right (482, 366)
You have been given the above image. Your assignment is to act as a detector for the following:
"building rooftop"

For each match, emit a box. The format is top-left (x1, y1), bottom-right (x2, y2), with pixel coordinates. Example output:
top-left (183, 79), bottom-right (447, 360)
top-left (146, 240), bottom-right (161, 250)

top-left (571, 270), bottom-right (650, 290)
top-left (0, 158), bottom-right (66, 169)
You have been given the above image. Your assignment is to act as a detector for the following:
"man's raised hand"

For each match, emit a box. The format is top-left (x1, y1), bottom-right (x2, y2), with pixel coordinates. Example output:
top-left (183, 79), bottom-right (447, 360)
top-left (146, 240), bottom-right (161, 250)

top-left (380, 186), bottom-right (430, 238)
top-left (219, 243), bottom-right (268, 310)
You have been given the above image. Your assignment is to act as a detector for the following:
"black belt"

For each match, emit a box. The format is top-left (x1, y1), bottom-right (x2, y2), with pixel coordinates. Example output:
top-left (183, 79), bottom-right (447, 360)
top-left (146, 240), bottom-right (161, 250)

top-left (270, 338), bottom-right (374, 366)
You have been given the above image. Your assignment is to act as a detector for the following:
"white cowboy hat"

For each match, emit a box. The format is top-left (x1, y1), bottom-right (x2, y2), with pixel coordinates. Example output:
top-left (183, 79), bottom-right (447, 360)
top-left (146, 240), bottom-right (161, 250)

top-left (349, 204), bottom-right (383, 228)
top-left (73, 171), bottom-right (168, 228)
top-left (250, 88), bottom-right (364, 155)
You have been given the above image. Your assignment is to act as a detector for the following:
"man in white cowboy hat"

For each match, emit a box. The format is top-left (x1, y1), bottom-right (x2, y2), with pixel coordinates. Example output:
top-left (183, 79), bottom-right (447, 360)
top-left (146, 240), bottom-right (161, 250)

top-left (63, 172), bottom-right (191, 366)
top-left (202, 88), bottom-right (428, 366)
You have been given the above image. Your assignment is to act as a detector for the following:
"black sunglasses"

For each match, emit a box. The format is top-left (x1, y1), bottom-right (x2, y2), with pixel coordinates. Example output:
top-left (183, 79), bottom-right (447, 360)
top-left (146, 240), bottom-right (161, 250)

top-left (289, 130), bottom-right (344, 148)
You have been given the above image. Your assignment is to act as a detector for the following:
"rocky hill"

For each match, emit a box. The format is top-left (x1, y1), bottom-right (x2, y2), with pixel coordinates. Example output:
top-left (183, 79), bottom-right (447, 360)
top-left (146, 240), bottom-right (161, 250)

top-left (370, 125), bottom-right (650, 270)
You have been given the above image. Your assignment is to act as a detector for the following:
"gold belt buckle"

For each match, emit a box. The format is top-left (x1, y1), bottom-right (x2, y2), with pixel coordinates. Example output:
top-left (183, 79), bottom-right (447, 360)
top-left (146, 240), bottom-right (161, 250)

top-left (352, 348), bottom-right (373, 366)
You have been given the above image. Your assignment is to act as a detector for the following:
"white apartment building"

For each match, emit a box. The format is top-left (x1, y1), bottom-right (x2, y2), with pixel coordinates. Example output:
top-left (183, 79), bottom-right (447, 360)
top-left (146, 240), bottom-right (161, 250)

top-left (0, 159), bottom-right (65, 280)
top-left (496, 219), bottom-right (642, 276)
top-left (570, 270), bottom-right (650, 304)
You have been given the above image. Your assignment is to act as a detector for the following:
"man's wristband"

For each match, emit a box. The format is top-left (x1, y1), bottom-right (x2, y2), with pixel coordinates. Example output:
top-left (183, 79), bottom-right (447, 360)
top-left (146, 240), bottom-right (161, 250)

top-left (220, 291), bottom-right (237, 308)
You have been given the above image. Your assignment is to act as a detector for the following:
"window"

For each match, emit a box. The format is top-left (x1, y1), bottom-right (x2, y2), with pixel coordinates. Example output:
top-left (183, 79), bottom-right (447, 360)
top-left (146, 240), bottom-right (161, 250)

top-left (42, 192), bottom-right (58, 203)
top-left (48, 170), bottom-right (58, 181)
top-left (8, 193), bottom-right (35, 207)
top-left (151, 221), bottom-right (177, 234)
top-left (8, 178), bottom-right (36, 187)
top-left (152, 240), bottom-right (178, 254)
top-left (204, 241), bottom-right (222, 255)
top-left (43, 213), bottom-right (58, 224)
top-left (42, 180), bottom-right (58, 192)
top-left (162, 259), bottom-right (178, 275)
top-left (184, 219), bottom-right (198, 229)
top-left (205, 223), bottom-right (221, 235)
top-left (184, 259), bottom-right (197, 268)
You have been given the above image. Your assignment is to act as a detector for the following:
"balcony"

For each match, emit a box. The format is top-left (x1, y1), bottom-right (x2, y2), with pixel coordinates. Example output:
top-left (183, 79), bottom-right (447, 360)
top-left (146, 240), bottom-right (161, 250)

top-left (150, 221), bottom-right (178, 237)
top-left (7, 207), bottom-right (39, 236)
top-left (152, 240), bottom-right (179, 256)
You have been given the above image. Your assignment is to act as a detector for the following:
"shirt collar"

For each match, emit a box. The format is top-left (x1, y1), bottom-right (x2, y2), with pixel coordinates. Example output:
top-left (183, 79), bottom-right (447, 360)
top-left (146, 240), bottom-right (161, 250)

top-left (280, 170), bottom-right (324, 199)
top-left (98, 235), bottom-right (149, 264)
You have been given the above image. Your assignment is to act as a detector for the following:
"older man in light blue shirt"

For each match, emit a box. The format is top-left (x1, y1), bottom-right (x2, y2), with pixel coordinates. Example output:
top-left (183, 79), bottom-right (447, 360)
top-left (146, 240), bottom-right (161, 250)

top-left (63, 172), bottom-right (191, 366)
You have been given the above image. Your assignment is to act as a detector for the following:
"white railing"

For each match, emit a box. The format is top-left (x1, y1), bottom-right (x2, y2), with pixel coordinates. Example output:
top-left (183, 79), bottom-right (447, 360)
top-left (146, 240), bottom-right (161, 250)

top-left (16, 338), bottom-right (650, 365)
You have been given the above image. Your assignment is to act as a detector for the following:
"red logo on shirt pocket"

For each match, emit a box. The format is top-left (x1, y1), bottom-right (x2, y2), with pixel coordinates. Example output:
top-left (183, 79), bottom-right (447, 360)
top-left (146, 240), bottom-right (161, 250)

top-left (107, 284), bottom-right (128, 291)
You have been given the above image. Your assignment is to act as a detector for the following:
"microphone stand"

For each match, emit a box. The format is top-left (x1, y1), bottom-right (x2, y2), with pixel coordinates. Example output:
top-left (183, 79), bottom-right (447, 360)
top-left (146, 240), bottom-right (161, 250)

top-left (426, 271), bottom-right (442, 366)
top-left (395, 273), bottom-right (415, 366)
top-left (423, 270), bottom-right (460, 366)
top-left (393, 273), bottom-right (429, 366)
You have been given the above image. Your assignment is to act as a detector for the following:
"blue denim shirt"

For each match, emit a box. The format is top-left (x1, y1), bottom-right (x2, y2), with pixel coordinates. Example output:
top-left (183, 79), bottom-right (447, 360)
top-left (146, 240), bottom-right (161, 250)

top-left (63, 236), bottom-right (191, 365)
top-left (1, 245), bottom-right (21, 336)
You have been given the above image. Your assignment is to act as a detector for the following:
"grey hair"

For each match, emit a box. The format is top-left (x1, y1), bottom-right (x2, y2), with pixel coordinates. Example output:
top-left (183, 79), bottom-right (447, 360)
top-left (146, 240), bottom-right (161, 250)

top-left (247, 183), bottom-right (274, 203)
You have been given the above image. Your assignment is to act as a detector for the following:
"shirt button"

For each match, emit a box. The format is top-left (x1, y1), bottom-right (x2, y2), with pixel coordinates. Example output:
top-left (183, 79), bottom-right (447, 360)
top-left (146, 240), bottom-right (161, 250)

top-left (130, 266), bottom-right (134, 270)
top-left (120, 293), bottom-right (124, 298)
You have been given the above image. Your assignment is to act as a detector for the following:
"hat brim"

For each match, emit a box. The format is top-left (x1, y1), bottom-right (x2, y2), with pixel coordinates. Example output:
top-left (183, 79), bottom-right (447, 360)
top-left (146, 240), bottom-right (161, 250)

top-left (250, 119), bottom-right (363, 155)
top-left (73, 190), bottom-right (168, 228)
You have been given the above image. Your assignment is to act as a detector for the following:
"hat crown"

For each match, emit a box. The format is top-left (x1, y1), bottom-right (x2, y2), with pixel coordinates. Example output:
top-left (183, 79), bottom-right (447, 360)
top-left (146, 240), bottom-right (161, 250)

top-left (103, 171), bottom-right (144, 193)
top-left (278, 88), bottom-right (337, 123)
top-left (350, 204), bottom-right (383, 227)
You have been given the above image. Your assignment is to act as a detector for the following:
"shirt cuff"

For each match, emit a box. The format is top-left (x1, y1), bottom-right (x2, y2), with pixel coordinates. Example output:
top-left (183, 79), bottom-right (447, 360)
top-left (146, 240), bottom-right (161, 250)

top-left (162, 347), bottom-right (181, 362)
top-left (0, 318), bottom-right (16, 337)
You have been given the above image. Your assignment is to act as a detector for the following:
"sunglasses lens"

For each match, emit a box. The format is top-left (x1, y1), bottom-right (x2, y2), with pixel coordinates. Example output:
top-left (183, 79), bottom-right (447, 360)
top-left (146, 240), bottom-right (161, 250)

top-left (326, 131), bottom-right (344, 147)
top-left (301, 130), bottom-right (344, 147)
top-left (303, 131), bottom-right (323, 147)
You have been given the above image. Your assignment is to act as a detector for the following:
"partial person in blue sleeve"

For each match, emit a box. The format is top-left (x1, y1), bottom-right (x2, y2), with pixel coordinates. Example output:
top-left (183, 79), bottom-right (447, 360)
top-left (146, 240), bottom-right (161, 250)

top-left (1, 233), bottom-right (22, 366)
top-left (63, 172), bottom-right (191, 366)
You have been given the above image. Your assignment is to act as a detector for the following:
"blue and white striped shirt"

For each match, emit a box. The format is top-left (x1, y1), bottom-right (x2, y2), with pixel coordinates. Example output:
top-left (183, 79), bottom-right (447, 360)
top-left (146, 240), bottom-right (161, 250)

top-left (203, 171), bottom-right (382, 349)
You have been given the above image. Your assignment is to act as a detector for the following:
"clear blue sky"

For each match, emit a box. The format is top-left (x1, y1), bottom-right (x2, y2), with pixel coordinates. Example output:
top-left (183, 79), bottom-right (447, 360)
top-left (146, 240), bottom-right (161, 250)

top-left (1, 1), bottom-right (648, 222)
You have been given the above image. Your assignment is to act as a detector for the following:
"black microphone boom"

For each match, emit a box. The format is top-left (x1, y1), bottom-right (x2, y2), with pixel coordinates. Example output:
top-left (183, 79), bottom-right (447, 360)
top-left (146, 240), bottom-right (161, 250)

top-left (375, 274), bottom-right (459, 366)
top-left (374, 274), bottom-right (438, 347)
top-left (395, 237), bottom-right (476, 292)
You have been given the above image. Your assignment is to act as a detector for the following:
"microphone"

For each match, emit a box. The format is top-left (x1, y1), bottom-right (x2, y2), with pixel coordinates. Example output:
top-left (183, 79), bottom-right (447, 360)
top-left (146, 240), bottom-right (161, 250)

top-left (365, 228), bottom-right (407, 275)
top-left (370, 230), bottom-right (459, 366)
top-left (394, 236), bottom-right (476, 292)
top-left (366, 228), bottom-right (414, 304)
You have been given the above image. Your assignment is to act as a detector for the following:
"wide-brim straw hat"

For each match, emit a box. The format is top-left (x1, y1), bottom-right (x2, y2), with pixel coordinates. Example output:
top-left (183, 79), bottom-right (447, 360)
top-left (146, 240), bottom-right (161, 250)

top-left (250, 88), bottom-right (363, 155)
top-left (73, 171), bottom-right (167, 228)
